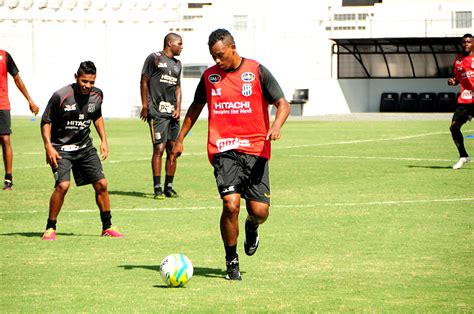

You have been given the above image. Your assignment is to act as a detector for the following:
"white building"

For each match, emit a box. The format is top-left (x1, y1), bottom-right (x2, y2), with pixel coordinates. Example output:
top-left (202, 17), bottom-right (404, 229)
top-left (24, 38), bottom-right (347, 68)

top-left (0, 0), bottom-right (472, 117)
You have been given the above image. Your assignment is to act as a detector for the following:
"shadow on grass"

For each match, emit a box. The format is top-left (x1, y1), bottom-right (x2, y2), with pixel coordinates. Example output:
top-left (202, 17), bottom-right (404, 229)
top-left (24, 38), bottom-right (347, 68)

top-left (108, 190), bottom-right (153, 198)
top-left (0, 232), bottom-right (75, 237)
top-left (407, 165), bottom-right (455, 170)
top-left (118, 265), bottom-right (228, 279)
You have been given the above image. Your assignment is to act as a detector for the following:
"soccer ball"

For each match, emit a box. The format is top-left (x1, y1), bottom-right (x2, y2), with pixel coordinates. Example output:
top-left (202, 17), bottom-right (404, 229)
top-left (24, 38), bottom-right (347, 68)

top-left (160, 253), bottom-right (193, 287)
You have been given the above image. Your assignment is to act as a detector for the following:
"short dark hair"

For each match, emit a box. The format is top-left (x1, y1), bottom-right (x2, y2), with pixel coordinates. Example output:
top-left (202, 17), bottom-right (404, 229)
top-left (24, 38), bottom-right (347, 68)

top-left (462, 33), bottom-right (472, 39)
top-left (77, 61), bottom-right (96, 76)
top-left (208, 28), bottom-right (235, 49)
top-left (163, 32), bottom-right (181, 48)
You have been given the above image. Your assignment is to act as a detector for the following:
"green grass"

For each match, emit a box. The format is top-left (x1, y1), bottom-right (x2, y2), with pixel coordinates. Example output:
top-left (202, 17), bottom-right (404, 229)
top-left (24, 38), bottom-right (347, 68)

top-left (1, 116), bottom-right (473, 312)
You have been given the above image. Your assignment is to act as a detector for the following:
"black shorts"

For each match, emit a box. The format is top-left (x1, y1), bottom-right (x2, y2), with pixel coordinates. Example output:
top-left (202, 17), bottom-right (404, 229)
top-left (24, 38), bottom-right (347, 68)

top-left (452, 104), bottom-right (474, 124)
top-left (0, 110), bottom-right (12, 135)
top-left (148, 116), bottom-right (179, 145)
top-left (212, 150), bottom-right (271, 205)
top-left (52, 146), bottom-right (105, 187)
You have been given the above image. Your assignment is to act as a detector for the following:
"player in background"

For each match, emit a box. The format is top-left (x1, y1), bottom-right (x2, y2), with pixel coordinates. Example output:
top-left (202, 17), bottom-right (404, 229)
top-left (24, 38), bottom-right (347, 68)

top-left (140, 33), bottom-right (183, 199)
top-left (448, 33), bottom-right (474, 169)
top-left (171, 29), bottom-right (290, 280)
top-left (0, 50), bottom-right (39, 190)
top-left (40, 61), bottom-right (123, 241)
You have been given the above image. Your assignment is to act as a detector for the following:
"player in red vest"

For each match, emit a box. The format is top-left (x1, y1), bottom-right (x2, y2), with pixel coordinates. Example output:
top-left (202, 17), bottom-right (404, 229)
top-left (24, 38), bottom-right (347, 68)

top-left (171, 29), bottom-right (290, 280)
top-left (0, 50), bottom-right (39, 190)
top-left (448, 33), bottom-right (474, 169)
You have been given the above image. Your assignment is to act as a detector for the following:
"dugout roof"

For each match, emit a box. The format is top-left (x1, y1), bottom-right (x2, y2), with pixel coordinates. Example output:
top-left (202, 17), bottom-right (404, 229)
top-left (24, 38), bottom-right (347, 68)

top-left (332, 37), bottom-right (461, 79)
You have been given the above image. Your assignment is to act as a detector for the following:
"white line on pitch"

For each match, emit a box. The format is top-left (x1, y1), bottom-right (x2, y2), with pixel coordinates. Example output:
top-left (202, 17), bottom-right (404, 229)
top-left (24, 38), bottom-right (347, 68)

top-left (289, 155), bottom-right (453, 162)
top-left (2, 197), bottom-right (472, 214)
top-left (276, 129), bottom-right (474, 150)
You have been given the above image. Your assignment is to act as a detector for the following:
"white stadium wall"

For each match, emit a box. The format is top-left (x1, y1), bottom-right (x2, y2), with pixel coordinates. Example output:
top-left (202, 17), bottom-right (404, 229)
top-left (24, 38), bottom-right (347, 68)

top-left (1, 0), bottom-right (473, 117)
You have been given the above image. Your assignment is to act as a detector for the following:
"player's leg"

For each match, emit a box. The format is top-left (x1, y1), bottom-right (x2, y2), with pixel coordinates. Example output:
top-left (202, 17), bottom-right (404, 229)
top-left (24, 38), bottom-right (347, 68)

top-left (42, 180), bottom-right (70, 240)
top-left (92, 178), bottom-right (122, 237)
top-left (42, 157), bottom-right (72, 240)
top-left (212, 151), bottom-right (243, 280)
top-left (164, 118), bottom-right (179, 197)
top-left (78, 147), bottom-right (123, 237)
top-left (450, 106), bottom-right (471, 169)
top-left (164, 140), bottom-right (178, 197)
top-left (0, 110), bottom-right (13, 190)
top-left (0, 135), bottom-right (13, 190)
top-left (221, 193), bottom-right (242, 280)
top-left (149, 117), bottom-right (166, 198)
top-left (152, 143), bottom-right (166, 198)
top-left (244, 200), bottom-right (268, 256)
top-left (242, 155), bottom-right (271, 256)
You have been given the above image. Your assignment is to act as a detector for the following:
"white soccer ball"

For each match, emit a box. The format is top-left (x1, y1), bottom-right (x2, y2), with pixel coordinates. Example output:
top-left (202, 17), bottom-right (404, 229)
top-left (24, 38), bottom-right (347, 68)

top-left (160, 253), bottom-right (193, 287)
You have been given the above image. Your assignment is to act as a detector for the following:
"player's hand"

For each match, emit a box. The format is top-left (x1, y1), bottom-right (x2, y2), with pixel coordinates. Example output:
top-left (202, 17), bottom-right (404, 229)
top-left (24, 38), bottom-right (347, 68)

top-left (100, 142), bottom-right (109, 161)
top-left (266, 126), bottom-right (282, 141)
top-left (45, 145), bottom-right (61, 169)
top-left (170, 141), bottom-right (183, 165)
top-left (140, 106), bottom-right (148, 122)
top-left (29, 102), bottom-right (40, 116)
top-left (172, 109), bottom-right (180, 120)
top-left (447, 78), bottom-right (457, 86)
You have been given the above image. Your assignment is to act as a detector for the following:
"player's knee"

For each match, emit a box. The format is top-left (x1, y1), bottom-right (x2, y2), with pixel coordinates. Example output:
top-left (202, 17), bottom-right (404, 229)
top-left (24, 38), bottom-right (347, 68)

top-left (223, 197), bottom-right (240, 216)
top-left (94, 179), bottom-right (108, 193)
top-left (55, 181), bottom-right (70, 194)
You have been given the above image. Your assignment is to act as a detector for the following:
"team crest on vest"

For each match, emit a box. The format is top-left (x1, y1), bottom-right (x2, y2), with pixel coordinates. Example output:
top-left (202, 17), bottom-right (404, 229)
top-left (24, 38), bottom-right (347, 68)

top-left (241, 72), bottom-right (255, 82)
top-left (242, 83), bottom-right (252, 97)
top-left (88, 103), bottom-right (96, 113)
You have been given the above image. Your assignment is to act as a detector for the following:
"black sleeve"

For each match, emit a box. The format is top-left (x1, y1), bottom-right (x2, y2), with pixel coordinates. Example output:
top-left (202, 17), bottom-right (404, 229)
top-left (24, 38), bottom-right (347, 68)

top-left (192, 75), bottom-right (207, 105)
top-left (6, 52), bottom-right (19, 77)
top-left (258, 64), bottom-right (285, 104)
top-left (41, 92), bottom-right (60, 124)
top-left (92, 90), bottom-right (103, 121)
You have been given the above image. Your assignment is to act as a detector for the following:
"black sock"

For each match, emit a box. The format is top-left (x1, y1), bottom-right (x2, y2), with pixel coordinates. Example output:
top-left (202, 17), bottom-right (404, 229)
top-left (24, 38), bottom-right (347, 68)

top-left (153, 176), bottom-right (161, 190)
top-left (164, 175), bottom-right (174, 189)
top-left (4, 173), bottom-right (12, 182)
top-left (100, 211), bottom-right (112, 231)
top-left (225, 245), bottom-right (238, 261)
top-left (46, 219), bottom-right (57, 230)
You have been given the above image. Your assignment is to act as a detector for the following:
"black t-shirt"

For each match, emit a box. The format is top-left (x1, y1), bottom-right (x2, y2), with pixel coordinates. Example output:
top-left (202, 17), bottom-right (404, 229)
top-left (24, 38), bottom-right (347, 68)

top-left (42, 84), bottom-right (103, 151)
top-left (141, 51), bottom-right (182, 118)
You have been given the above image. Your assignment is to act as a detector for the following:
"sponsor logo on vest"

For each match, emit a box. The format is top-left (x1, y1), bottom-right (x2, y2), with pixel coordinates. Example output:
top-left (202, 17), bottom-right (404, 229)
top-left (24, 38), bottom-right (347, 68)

top-left (66, 120), bottom-right (91, 130)
top-left (216, 137), bottom-right (251, 152)
top-left (241, 72), bottom-right (255, 82)
top-left (208, 74), bottom-right (221, 84)
top-left (64, 104), bottom-right (77, 112)
top-left (212, 88), bottom-right (222, 96)
top-left (461, 89), bottom-right (472, 100)
top-left (242, 83), bottom-right (252, 97)
top-left (158, 62), bottom-right (167, 68)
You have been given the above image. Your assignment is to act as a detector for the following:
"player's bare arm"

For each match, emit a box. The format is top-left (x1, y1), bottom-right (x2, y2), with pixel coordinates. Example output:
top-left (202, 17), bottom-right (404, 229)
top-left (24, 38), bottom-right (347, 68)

top-left (266, 97), bottom-right (290, 141)
top-left (139, 74), bottom-right (150, 121)
top-left (13, 73), bottom-right (39, 115)
top-left (93, 117), bottom-right (109, 160)
top-left (40, 122), bottom-right (61, 168)
top-left (170, 102), bottom-right (205, 163)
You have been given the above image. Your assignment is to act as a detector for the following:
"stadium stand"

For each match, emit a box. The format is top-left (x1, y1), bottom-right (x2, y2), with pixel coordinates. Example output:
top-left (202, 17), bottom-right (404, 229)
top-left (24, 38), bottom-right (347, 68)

top-left (417, 92), bottom-right (437, 112)
top-left (399, 92), bottom-right (418, 112)
top-left (436, 92), bottom-right (456, 112)
top-left (379, 92), bottom-right (399, 112)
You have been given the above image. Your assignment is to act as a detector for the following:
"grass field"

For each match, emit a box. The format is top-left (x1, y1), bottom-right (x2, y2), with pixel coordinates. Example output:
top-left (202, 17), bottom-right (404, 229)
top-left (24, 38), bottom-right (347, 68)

top-left (1, 116), bottom-right (473, 312)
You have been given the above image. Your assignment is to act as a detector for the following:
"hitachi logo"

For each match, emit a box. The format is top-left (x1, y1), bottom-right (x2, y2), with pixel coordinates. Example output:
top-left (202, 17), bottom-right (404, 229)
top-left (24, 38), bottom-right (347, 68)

top-left (214, 101), bottom-right (250, 110)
